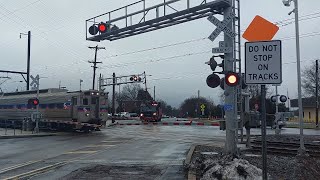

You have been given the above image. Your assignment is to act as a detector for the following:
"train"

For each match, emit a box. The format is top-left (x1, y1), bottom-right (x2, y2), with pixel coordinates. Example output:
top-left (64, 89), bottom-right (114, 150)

top-left (140, 101), bottom-right (162, 122)
top-left (0, 88), bottom-right (109, 132)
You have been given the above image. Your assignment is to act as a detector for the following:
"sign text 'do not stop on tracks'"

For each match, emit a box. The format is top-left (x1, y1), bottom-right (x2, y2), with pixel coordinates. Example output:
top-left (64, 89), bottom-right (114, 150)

top-left (245, 40), bottom-right (282, 84)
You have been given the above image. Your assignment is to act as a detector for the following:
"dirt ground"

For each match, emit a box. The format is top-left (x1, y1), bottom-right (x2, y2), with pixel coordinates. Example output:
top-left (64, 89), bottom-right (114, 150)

top-left (187, 135), bottom-right (320, 180)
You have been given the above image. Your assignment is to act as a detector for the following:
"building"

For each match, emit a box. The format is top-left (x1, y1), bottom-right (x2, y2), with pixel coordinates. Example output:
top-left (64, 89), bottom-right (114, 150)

top-left (290, 97), bottom-right (319, 123)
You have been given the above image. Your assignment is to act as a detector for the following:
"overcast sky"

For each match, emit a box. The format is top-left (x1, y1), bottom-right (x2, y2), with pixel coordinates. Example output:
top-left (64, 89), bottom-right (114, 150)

top-left (1, 0), bottom-right (320, 108)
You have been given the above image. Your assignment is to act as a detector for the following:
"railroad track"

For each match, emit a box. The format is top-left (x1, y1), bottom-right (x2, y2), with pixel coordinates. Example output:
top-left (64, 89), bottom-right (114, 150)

top-left (250, 140), bottom-right (320, 157)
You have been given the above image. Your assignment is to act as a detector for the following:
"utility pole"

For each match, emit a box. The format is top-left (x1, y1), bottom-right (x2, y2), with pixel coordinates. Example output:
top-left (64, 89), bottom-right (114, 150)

top-left (316, 60), bottom-right (319, 128)
top-left (27, 31), bottom-right (31, 91)
top-left (80, 79), bottom-right (83, 91)
top-left (112, 73), bottom-right (116, 123)
top-left (88, 45), bottom-right (105, 90)
top-left (224, 0), bottom-right (237, 154)
top-left (144, 71), bottom-right (147, 91)
top-left (197, 90), bottom-right (200, 118)
top-left (20, 31), bottom-right (31, 90)
top-left (154, 86), bottom-right (156, 100)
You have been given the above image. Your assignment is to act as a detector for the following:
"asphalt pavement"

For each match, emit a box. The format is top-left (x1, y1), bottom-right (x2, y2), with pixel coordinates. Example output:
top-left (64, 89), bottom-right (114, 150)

top-left (0, 118), bottom-right (319, 179)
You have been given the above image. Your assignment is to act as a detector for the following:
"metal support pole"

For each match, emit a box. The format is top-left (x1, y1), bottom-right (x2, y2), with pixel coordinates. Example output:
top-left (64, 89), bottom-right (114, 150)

top-left (34, 77), bottom-right (40, 133)
top-left (261, 85), bottom-right (267, 180)
top-left (275, 86), bottom-right (279, 113)
top-left (27, 31), bottom-right (31, 91)
top-left (275, 85), bottom-right (280, 135)
top-left (316, 60), bottom-right (319, 128)
top-left (293, 0), bottom-right (306, 154)
top-left (224, 0), bottom-right (237, 154)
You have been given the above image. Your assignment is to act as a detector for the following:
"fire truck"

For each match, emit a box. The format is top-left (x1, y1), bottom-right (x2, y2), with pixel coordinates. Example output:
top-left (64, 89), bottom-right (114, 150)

top-left (140, 101), bottom-right (162, 122)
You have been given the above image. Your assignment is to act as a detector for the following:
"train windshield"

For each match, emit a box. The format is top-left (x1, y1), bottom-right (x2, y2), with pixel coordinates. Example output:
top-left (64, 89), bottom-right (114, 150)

top-left (140, 105), bottom-right (156, 112)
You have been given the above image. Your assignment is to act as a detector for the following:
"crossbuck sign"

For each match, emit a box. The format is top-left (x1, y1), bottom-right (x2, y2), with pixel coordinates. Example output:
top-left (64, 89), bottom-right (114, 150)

top-left (245, 40), bottom-right (282, 84)
top-left (207, 12), bottom-right (236, 42)
top-left (30, 75), bottom-right (40, 90)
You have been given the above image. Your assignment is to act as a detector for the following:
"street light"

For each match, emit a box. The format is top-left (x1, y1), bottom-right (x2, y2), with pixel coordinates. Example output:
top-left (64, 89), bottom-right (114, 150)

top-left (282, 0), bottom-right (305, 155)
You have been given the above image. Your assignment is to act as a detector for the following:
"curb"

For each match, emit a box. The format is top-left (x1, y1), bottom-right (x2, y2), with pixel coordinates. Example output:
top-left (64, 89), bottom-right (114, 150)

top-left (184, 144), bottom-right (198, 180)
top-left (0, 133), bottom-right (57, 139)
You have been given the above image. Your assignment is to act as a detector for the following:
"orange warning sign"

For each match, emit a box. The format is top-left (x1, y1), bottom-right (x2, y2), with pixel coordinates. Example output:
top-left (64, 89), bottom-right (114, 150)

top-left (242, 15), bottom-right (279, 42)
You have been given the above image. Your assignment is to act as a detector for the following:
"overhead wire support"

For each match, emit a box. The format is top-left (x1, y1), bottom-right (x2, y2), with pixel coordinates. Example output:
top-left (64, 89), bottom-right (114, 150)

top-left (88, 45), bottom-right (105, 90)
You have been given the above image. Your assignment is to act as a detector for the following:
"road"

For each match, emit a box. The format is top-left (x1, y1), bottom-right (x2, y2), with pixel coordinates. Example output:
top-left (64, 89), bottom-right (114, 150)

top-left (0, 118), bottom-right (319, 179)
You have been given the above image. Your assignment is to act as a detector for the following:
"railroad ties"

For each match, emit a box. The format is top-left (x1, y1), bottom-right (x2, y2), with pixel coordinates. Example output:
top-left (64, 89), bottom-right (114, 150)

top-left (250, 140), bottom-right (320, 157)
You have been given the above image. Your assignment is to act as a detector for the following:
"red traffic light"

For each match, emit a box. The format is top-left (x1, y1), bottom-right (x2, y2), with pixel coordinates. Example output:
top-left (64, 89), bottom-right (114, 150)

top-left (225, 72), bottom-right (240, 87)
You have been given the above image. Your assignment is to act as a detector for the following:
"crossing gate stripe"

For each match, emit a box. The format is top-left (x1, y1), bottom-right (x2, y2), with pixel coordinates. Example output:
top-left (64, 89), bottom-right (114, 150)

top-left (112, 122), bottom-right (220, 127)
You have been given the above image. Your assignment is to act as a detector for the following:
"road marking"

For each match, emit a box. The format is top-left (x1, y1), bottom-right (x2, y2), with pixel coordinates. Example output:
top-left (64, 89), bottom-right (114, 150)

top-left (100, 140), bottom-right (121, 143)
top-left (0, 160), bottom-right (41, 174)
top-left (3, 162), bottom-right (66, 180)
top-left (86, 144), bottom-right (116, 147)
top-left (64, 150), bottom-right (97, 154)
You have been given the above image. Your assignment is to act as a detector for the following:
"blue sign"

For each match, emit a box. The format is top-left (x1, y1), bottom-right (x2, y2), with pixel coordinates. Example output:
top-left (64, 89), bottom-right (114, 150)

top-left (224, 104), bottom-right (233, 111)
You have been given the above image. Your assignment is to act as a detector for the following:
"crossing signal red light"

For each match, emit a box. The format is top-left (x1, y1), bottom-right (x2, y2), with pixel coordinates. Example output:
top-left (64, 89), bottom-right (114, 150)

top-left (98, 23), bottom-right (107, 33)
top-left (28, 98), bottom-right (39, 106)
top-left (33, 99), bottom-right (39, 105)
top-left (225, 72), bottom-right (240, 87)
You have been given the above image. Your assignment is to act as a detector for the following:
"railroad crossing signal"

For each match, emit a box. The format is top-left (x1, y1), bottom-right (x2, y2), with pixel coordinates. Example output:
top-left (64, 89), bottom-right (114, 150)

top-left (130, 75), bottom-right (142, 82)
top-left (28, 98), bottom-right (39, 106)
top-left (207, 12), bottom-right (236, 42)
top-left (30, 75), bottom-right (39, 90)
top-left (225, 72), bottom-right (239, 87)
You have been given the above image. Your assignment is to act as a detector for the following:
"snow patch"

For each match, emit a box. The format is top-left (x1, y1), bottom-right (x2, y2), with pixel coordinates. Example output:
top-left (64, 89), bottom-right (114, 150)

top-left (201, 158), bottom-right (262, 180)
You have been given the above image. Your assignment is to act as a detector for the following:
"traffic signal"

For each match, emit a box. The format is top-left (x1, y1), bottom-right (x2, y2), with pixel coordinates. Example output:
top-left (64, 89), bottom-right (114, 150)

top-left (28, 98), bottom-right (39, 106)
top-left (130, 76), bottom-right (142, 82)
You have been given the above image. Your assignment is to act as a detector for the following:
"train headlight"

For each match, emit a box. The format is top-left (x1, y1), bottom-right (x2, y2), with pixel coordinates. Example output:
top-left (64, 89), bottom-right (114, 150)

top-left (96, 92), bottom-right (99, 96)
top-left (91, 92), bottom-right (94, 95)
top-left (140, 113), bottom-right (144, 117)
top-left (153, 112), bottom-right (157, 116)
top-left (85, 113), bottom-right (90, 117)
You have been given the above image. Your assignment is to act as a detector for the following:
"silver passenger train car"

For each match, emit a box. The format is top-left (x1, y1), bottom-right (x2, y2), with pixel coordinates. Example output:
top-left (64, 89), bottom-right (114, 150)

top-left (0, 88), bottom-right (108, 131)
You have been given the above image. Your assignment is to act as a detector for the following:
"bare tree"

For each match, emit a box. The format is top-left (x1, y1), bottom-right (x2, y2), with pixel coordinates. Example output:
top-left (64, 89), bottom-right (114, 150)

top-left (302, 61), bottom-right (319, 97)
top-left (119, 83), bottom-right (142, 101)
